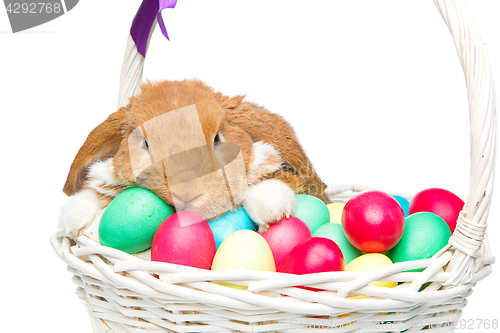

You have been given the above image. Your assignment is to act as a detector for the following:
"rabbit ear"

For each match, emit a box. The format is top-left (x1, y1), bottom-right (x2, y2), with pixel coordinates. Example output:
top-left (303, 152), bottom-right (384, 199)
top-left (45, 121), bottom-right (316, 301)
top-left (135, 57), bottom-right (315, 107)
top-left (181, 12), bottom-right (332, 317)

top-left (220, 96), bottom-right (328, 198)
top-left (63, 107), bottom-right (128, 196)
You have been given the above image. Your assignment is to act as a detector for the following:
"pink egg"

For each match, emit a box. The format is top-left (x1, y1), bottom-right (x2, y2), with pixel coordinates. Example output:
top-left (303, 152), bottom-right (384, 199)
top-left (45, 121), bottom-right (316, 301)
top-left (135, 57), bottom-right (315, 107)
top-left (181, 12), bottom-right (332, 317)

top-left (278, 237), bottom-right (344, 275)
top-left (151, 211), bottom-right (216, 269)
top-left (409, 188), bottom-right (464, 233)
top-left (342, 191), bottom-right (405, 253)
top-left (259, 217), bottom-right (312, 270)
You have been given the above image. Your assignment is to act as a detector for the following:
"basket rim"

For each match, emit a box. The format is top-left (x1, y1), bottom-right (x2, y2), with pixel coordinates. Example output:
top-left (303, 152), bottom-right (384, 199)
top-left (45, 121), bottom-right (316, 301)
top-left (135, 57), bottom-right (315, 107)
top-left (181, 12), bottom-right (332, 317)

top-left (50, 229), bottom-right (493, 315)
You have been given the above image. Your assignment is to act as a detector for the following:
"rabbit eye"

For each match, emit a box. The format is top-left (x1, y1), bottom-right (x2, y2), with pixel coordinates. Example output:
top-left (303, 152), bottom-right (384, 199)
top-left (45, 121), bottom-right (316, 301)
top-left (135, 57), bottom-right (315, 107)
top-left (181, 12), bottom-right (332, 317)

top-left (143, 138), bottom-right (149, 150)
top-left (213, 133), bottom-right (221, 146)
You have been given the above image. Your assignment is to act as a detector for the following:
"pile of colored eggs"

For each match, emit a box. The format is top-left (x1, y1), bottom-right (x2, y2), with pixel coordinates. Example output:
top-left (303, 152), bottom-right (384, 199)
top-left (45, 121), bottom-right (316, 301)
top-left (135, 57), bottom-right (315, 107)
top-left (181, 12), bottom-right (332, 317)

top-left (97, 186), bottom-right (464, 289)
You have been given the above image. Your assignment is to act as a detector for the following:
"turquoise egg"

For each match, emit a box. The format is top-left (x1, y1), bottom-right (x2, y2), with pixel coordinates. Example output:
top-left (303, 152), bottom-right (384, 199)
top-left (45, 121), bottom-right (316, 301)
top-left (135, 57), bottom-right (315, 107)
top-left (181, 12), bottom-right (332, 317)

top-left (99, 188), bottom-right (175, 254)
top-left (393, 195), bottom-right (410, 217)
top-left (313, 223), bottom-right (362, 265)
top-left (208, 207), bottom-right (257, 249)
top-left (292, 194), bottom-right (330, 233)
top-left (387, 212), bottom-right (452, 272)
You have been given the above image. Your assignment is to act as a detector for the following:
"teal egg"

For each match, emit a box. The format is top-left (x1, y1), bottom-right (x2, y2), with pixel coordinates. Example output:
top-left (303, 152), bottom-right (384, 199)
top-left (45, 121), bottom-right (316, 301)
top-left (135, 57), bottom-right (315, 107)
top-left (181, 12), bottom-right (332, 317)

top-left (99, 188), bottom-right (175, 254)
top-left (208, 207), bottom-right (257, 249)
top-left (292, 194), bottom-right (330, 233)
top-left (393, 195), bottom-right (410, 217)
top-left (313, 223), bottom-right (362, 265)
top-left (387, 212), bottom-right (452, 272)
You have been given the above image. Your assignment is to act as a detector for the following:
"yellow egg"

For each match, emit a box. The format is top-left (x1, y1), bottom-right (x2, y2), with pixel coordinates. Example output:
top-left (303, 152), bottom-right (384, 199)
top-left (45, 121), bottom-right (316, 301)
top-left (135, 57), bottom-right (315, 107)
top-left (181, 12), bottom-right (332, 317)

top-left (327, 203), bottom-right (345, 224)
top-left (212, 230), bottom-right (276, 289)
top-left (345, 253), bottom-right (397, 298)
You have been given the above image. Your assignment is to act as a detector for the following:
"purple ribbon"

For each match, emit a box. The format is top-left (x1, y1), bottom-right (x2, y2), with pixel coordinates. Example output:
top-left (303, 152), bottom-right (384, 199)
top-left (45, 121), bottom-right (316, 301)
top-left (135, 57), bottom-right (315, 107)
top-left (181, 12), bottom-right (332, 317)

top-left (130, 0), bottom-right (177, 57)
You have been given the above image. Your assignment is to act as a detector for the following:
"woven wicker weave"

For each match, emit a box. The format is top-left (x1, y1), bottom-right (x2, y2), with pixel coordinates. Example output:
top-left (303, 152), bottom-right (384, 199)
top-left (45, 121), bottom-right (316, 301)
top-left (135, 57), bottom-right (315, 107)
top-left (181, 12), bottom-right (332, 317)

top-left (51, 0), bottom-right (496, 332)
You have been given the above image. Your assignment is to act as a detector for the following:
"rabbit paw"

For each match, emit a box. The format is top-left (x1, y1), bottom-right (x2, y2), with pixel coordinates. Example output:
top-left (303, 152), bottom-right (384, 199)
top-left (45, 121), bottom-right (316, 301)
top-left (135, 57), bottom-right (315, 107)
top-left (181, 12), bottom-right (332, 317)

top-left (58, 189), bottom-right (105, 238)
top-left (243, 179), bottom-right (296, 232)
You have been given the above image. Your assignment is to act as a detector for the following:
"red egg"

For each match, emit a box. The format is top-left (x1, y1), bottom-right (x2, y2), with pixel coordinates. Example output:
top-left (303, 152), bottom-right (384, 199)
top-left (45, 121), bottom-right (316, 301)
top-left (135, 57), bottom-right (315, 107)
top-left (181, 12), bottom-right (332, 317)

top-left (259, 216), bottom-right (312, 270)
top-left (278, 237), bottom-right (344, 275)
top-left (409, 188), bottom-right (464, 233)
top-left (342, 191), bottom-right (405, 253)
top-left (151, 211), bottom-right (216, 269)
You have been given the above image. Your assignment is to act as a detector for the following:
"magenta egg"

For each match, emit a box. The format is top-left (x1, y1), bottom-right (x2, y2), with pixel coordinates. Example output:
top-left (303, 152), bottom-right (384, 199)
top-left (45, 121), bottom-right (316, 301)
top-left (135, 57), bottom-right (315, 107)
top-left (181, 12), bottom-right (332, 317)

top-left (278, 237), bottom-right (344, 275)
top-left (409, 188), bottom-right (464, 233)
top-left (151, 211), bottom-right (216, 269)
top-left (259, 216), bottom-right (312, 270)
top-left (342, 191), bottom-right (405, 253)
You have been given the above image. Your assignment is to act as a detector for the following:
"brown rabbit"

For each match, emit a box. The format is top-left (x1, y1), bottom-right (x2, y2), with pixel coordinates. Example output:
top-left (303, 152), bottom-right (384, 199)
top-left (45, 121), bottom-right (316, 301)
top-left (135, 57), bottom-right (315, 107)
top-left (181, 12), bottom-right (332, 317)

top-left (59, 79), bottom-right (328, 237)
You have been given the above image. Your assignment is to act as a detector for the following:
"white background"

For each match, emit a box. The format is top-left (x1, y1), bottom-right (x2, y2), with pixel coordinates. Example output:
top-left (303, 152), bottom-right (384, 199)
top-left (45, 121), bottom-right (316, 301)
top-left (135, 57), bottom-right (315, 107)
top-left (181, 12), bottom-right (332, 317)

top-left (1, 1), bottom-right (499, 331)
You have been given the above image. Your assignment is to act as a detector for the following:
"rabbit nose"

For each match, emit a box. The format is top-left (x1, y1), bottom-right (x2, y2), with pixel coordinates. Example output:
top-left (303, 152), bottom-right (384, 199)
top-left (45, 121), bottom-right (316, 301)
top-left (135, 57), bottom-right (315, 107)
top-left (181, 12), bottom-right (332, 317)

top-left (171, 191), bottom-right (202, 211)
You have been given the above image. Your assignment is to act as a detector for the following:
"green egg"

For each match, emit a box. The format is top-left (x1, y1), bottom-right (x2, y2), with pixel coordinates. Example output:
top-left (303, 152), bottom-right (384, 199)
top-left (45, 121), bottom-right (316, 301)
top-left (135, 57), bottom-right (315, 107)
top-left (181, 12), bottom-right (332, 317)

top-left (292, 194), bottom-right (330, 233)
top-left (99, 187), bottom-right (175, 254)
top-left (313, 223), bottom-right (362, 265)
top-left (387, 212), bottom-right (451, 272)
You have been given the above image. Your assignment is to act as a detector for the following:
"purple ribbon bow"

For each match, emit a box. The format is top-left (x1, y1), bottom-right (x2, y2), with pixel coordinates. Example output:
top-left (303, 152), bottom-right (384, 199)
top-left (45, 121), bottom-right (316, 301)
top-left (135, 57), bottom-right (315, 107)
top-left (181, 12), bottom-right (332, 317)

top-left (130, 0), bottom-right (178, 57)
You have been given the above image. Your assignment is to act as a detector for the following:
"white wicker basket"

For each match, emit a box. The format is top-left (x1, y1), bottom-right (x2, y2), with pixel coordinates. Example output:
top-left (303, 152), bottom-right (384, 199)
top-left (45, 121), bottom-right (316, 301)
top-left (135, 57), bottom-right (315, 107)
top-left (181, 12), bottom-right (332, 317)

top-left (51, 0), bottom-right (496, 332)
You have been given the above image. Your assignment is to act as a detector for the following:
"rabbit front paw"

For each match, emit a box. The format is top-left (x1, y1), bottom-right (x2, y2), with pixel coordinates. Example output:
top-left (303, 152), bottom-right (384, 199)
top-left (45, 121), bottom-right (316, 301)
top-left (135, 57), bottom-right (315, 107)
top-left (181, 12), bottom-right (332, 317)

top-left (58, 189), bottom-right (105, 238)
top-left (242, 179), bottom-right (296, 232)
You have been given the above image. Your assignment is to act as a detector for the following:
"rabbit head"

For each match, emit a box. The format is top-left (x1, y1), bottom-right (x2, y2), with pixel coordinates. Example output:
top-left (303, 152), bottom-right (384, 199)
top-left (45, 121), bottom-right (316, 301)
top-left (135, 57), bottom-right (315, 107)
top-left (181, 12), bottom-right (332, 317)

top-left (63, 79), bottom-right (327, 223)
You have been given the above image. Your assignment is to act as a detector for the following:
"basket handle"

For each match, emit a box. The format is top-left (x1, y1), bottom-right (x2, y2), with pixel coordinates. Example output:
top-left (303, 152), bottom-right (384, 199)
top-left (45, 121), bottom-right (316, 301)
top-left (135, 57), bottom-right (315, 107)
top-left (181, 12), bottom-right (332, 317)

top-left (117, 0), bottom-right (176, 108)
top-left (117, 0), bottom-right (496, 286)
top-left (431, 0), bottom-right (496, 286)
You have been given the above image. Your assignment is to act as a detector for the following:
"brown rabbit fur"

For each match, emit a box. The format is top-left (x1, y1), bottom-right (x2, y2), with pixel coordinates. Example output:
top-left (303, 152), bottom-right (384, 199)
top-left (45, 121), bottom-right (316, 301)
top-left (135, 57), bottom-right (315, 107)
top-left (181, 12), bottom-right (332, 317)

top-left (60, 79), bottom-right (328, 237)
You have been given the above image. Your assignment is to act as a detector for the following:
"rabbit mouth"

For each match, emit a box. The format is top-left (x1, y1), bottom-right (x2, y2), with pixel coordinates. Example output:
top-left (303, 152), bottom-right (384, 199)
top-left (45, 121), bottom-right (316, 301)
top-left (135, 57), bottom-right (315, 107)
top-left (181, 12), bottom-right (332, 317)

top-left (151, 186), bottom-right (242, 222)
top-left (170, 192), bottom-right (204, 211)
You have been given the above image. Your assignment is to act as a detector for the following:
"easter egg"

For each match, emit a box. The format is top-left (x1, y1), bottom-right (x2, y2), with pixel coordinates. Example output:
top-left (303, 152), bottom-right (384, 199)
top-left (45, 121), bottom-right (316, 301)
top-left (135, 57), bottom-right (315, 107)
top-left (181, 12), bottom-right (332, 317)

top-left (279, 237), bottom-right (344, 275)
top-left (409, 188), bottom-right (464, 233)
top-left (345, 253), bottom-right (397, 298)
top-left (342, 191), bottom-right (405, 253)
top-left (259, 216), bottom-right (312, 270)
top-left (292, 194), bottom-right (330, 233)
top-left (151, 211), bottom-right (216, 269)
top-left (99, 187), bottom-right (175, 254)
top-left (387, 212), bottom-right (452, 272)
top-left (208, 207), bottom-right (257, 250)
top-left (392, 195), bottom-right (410, 217)
top-left (327, 203), bottom-right (345, 224)
top-left (212, 230), bottom-right (275, 289)
top-left (313, 223), bottom-right (362, 265)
